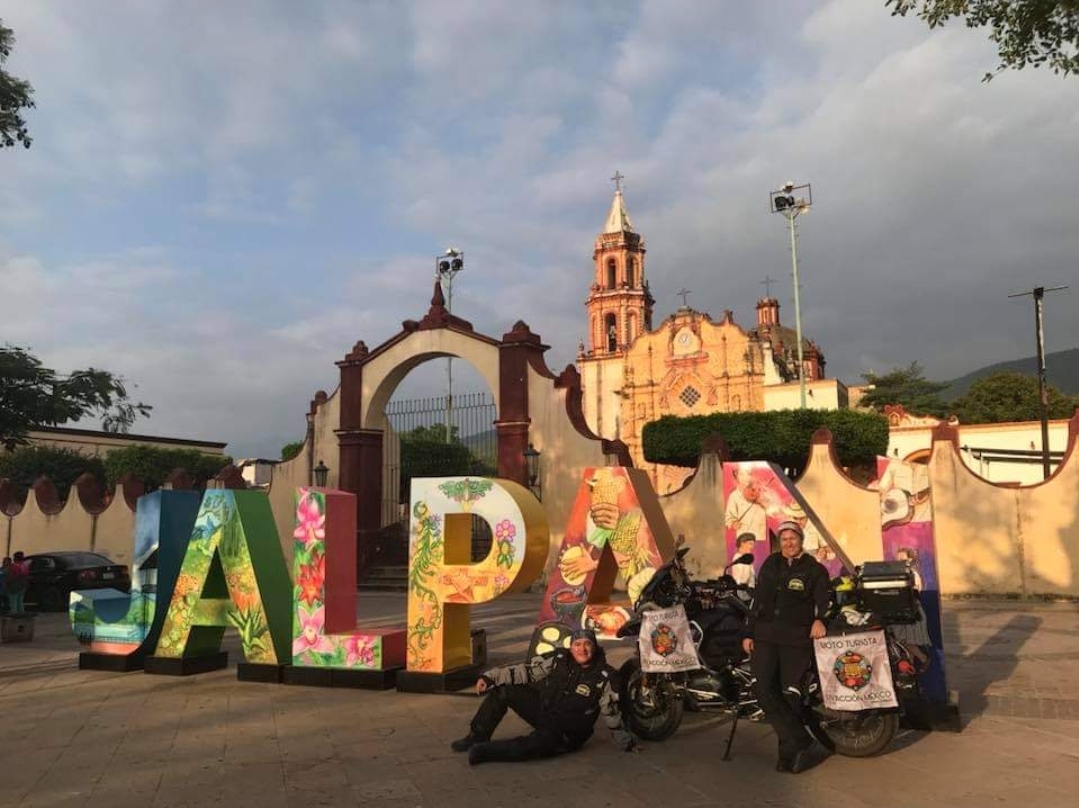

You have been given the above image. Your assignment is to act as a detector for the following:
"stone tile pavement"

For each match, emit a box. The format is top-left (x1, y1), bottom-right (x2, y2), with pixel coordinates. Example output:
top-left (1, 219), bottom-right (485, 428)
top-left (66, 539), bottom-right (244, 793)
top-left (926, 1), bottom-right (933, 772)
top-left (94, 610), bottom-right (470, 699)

top-left (0, 595), bottom-right (1076, 808)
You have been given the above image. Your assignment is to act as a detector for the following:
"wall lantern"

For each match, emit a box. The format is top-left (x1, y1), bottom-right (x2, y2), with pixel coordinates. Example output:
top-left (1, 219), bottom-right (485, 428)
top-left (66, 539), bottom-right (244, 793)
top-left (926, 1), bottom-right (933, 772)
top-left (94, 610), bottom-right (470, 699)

top-left (523, 444), bottom-right (541, 500)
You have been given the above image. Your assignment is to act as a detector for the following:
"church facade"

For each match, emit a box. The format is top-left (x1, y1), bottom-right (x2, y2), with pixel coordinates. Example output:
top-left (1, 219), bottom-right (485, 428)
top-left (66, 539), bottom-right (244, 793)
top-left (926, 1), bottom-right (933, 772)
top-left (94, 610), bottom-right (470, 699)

top-left (577, 186), bottom-right (848, 491)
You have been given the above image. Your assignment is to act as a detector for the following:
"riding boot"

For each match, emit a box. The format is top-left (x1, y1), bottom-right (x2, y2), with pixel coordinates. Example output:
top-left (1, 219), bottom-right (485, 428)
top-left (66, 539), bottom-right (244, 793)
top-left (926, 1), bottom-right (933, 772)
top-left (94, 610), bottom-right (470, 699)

top-left (468, 730), bottom-right (563, 765)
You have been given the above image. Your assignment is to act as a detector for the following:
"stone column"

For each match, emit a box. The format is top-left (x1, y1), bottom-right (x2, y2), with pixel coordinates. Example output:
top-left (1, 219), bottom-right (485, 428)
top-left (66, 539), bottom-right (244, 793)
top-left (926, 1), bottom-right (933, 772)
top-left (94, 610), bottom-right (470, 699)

top-left (335, 341), bottom-right (375, 575)
top-left (497, 322), bottom-right (548, 487)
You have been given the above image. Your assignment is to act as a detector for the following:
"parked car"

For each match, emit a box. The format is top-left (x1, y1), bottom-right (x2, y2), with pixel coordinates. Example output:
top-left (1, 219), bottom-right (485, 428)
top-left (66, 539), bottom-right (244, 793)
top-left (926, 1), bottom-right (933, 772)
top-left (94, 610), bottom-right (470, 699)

top-left (24, 552), bottom-right (131, 612)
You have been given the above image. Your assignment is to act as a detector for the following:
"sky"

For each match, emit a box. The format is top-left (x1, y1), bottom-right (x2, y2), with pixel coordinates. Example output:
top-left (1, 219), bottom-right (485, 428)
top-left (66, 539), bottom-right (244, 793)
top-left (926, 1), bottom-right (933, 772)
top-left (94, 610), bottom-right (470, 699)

top-left (2, 1), bottom-right (1078, 459)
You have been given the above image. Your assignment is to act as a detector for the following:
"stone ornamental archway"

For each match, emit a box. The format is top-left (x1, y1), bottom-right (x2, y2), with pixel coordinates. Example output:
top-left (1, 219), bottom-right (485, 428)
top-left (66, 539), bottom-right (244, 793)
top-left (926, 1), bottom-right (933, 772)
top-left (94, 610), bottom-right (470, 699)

top-left (334, 282), bottom-right (563, 573)
top-left (266, 280), bottom-right (628, 579)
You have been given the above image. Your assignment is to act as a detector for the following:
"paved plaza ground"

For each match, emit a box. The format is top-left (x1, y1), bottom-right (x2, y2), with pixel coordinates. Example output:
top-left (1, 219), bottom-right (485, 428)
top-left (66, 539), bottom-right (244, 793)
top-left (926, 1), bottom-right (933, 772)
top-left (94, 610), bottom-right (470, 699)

top-left (0, 594), bottom-right (1076, 808)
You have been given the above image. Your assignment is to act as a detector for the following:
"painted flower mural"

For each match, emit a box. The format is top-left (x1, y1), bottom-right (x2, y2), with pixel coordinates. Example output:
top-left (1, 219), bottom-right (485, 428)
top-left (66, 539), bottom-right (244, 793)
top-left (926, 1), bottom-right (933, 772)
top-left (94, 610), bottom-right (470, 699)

top-left (290, 489), bottom-right (388, 670)
top-left (293, 606), bottom-right (335, 660)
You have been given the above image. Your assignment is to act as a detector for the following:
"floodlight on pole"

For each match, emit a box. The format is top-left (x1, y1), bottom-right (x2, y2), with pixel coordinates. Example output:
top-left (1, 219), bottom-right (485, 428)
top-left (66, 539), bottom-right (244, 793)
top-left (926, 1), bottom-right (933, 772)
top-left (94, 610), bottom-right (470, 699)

top-left (769, 181), bottom-right (813, 409)
top-left (436, 248), bottom-right (465, 444)
top-left (1008, 284), bottom-right (1068, 479)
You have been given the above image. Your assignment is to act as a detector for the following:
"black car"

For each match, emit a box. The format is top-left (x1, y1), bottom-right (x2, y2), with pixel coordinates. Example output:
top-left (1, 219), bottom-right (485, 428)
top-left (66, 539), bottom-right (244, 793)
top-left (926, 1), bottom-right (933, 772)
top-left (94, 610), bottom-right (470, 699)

top-left (24, 552), bottom-right (131, 612)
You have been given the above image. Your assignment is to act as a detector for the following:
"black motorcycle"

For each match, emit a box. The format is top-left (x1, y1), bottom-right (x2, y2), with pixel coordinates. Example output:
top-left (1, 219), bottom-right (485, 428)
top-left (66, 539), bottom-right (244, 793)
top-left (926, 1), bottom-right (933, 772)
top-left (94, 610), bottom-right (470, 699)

top-left (617, 545), bottom-right (924, 759)
top-left (616, 546), bottom-right (757, 758)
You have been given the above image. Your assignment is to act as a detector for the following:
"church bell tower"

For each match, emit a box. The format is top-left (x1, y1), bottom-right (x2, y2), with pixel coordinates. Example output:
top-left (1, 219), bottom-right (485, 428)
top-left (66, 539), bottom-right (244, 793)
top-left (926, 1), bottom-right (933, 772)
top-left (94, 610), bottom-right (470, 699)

top-left (584, 173), bottom-right (654, 357)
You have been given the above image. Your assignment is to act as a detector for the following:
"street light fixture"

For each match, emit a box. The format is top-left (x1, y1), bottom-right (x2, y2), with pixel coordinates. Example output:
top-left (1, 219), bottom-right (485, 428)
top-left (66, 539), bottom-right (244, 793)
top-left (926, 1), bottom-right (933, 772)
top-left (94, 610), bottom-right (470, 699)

top-left (523, 443), bottom-right (542, 500)
top-left (436, 247), bottom-right (465, 444)
top-left (313, 459), bottom-right (329, 488)
top-left (769, 181), bottom-right (813, 409)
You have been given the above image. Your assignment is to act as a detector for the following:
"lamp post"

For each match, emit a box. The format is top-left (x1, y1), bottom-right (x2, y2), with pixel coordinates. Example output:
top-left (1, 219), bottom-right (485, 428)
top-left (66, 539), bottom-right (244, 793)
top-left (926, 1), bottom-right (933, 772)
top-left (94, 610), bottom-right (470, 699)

top-left (1008, 284), bottom-right (1068, 479)
top-left (769, 181), bottom-right (813, 409)
top-left (436, 247), bottom-right (465, 444)
top-left (313, 459), bottom-right (329, 488)
top-left (523, 443), bottom-right (542, 500)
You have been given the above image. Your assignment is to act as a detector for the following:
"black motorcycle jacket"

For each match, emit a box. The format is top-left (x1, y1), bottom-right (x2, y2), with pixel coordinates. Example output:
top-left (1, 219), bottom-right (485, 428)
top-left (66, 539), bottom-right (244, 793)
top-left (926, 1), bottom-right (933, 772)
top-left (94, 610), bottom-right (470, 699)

top-left (746, 552), bottom-right (830, 648)
top-left (482, 647), bottom-right (633, 747)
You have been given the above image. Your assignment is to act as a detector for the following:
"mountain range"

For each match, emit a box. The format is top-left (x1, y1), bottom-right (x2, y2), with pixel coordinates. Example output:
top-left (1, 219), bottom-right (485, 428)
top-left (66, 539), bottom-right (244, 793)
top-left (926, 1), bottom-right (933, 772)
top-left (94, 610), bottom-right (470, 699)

top-left (941, 348), bottom-right (1079, 400)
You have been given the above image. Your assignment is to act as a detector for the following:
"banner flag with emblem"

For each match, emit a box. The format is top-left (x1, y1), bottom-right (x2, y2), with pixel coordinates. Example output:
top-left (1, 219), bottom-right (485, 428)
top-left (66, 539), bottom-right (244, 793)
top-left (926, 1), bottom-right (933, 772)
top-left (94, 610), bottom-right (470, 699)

top-left (639, 605), bottom-right (700, 673)
top-left (813, 630), bottom-right (898, 711)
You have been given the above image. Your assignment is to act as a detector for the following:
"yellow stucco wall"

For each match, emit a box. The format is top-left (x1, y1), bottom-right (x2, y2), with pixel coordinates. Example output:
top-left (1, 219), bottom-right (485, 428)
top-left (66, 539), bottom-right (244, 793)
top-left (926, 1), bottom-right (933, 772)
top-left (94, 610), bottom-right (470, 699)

top-left (92, 486), bottom-right (139, 564)
top-left (8, 489), bottom-right (94, 559)
top-left (794, 443), bottom-right (882, 567)
top-left (763, 378), bottom-right (849, 412)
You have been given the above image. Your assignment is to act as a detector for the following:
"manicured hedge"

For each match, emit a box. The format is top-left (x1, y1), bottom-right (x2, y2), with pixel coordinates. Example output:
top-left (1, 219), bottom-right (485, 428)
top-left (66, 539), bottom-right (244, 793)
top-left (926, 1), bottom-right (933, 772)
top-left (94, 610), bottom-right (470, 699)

top-left (641, 409), bottom-right (889, 471)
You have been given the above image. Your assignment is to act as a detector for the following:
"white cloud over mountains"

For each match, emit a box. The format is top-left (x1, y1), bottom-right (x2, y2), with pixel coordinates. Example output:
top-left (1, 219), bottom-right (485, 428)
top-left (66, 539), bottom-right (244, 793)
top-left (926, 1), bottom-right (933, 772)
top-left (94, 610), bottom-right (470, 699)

top-left (1, 1), bottom-right (1077, 457)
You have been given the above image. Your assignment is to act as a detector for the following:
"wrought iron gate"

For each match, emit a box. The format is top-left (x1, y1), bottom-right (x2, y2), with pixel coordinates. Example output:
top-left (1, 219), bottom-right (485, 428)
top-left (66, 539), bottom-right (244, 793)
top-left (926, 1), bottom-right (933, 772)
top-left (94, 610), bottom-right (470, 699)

top-left (380, 391), bottom-right (497, 562)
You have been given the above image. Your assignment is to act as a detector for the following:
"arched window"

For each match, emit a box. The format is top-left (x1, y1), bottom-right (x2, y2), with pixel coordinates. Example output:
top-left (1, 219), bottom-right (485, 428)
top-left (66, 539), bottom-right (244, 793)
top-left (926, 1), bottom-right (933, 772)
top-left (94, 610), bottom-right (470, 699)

top-left (627, 258), bottom-right (636, 288)
top-left (605, 313), bottom-right (618, 351)
top-left (606, 258), bottom-right (617, 289)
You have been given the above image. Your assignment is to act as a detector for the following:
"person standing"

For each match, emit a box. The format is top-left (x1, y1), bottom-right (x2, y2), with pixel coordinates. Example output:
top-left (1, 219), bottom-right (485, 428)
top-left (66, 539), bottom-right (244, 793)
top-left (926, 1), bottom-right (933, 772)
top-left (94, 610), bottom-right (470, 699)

top-left (742, 521), bottom-right (830, 773)
top-left (6, 552), bottom-right (29, 614)
top-left (0, 557), bottom-right (10, 612)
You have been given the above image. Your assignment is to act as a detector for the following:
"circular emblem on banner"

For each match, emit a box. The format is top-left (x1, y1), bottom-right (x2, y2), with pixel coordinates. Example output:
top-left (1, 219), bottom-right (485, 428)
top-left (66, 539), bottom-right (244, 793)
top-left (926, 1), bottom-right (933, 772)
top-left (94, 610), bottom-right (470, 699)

top-left (833, 650), bottom-right (873, 691)
top-left (650, 623), bottom-right (678, 657)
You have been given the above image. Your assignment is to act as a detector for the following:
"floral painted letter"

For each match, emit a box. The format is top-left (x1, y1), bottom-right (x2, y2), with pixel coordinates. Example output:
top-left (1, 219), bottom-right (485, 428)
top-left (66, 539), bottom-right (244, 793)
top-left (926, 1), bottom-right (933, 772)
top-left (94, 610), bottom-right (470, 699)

top-left (291, 487), bottom-right (405, 670)
top-left (407, 477), bottom-right (547, 672)
top-left (154, 489), bottom-right (293, 664)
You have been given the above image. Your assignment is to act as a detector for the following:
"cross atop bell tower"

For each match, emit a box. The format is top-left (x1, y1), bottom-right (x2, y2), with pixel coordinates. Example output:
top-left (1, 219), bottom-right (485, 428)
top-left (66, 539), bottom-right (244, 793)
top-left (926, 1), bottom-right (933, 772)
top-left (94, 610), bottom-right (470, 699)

top-left (584, 174), bottom-right (654, 357)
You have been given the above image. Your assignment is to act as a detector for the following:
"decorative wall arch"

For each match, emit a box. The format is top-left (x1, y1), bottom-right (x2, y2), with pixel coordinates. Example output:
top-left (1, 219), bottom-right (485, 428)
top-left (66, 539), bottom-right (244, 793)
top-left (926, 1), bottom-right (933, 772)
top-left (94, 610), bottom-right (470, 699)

top-left (332, 283), bottom-right (557, 576)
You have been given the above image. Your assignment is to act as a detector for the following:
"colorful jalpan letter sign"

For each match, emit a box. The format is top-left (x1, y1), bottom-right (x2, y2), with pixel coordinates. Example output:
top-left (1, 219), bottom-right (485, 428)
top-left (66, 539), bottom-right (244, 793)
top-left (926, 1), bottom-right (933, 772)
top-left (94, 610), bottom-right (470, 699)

top-left (154, 489), bottom-right (293, 664)
top-left (723, 460), bottom-right (852, 578)
top-left (876, 457), bottom-right (948, 702)
top-left (407, 477), bottom-right (548, 671)
top-left (71, 490), bottom-right (200, 660)
top-left (537, 466), bottom-right (675, 641)
top-left (292, 487), bottom-right (405, 670)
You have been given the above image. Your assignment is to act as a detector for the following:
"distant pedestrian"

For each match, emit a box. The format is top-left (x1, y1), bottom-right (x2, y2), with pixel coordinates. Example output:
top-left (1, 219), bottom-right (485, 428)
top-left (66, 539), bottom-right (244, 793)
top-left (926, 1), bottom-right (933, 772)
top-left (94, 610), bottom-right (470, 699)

top-left (0, 557), bottom-right (10, 612)
top-left (6, 552), bottom-right (29, 614)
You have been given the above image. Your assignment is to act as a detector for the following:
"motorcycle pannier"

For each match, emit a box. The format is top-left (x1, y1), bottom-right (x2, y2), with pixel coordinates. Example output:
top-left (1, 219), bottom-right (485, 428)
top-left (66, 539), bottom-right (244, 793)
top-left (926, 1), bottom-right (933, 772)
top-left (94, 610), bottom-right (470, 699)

top-left (856, 561), bottom-right (919, 624)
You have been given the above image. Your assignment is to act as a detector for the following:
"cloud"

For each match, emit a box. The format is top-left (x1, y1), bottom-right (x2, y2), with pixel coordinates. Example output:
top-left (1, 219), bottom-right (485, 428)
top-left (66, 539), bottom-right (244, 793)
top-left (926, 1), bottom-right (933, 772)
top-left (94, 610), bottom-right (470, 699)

top-left (1, 1), bottom-right (1077, 458)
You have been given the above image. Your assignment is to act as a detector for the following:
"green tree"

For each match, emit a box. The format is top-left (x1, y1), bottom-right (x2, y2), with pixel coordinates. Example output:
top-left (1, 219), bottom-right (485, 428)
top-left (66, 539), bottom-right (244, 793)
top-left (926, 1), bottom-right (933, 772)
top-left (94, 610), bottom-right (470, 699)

top-left (102, 444), bottom-right (232, 491)
top-left (887, 1), bottom-right (1079, 80)
top-left (0, 345), bottom-right (152, 450)
top-left (0, 20), bottom-right (34, 148)
top-left (398, 424), bottom-right (494, 502)
top-left (951, 371), bottom-right (1078, 423)
top-left (0, 445), bottom-right (106, 501)
top-left (280, 441), bottom-right (304, 461)
top-left (858, 362), bottom-right (949, 416)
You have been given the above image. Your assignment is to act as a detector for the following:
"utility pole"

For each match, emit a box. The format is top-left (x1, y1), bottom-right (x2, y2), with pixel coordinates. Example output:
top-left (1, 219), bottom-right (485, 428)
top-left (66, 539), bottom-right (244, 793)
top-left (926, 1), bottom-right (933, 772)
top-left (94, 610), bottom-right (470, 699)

top-left (1008, 285), bottom-right (1068, 479)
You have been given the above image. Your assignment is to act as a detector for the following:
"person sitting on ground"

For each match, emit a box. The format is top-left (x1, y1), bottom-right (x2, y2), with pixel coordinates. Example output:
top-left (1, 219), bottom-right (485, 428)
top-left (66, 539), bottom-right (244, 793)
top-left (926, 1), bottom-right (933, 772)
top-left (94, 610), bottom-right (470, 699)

top-left (451, 628), bottom-right (636, 765)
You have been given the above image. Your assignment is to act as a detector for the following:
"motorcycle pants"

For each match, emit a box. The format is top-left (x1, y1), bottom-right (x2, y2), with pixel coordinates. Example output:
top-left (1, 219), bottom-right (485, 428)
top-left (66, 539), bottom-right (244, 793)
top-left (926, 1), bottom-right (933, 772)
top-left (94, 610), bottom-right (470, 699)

top-left (751, 640), bottom-right (814, 760)
top-left (468, 684), bottom-right (582, 762)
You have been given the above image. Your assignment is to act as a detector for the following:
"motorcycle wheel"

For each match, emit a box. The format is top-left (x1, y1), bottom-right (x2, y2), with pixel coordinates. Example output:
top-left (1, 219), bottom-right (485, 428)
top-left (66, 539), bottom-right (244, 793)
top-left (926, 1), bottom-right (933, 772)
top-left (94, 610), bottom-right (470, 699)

top-left (619, 660), bottom-right (684, 741)
top-left (809, 708), bottom-right (899, 758)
